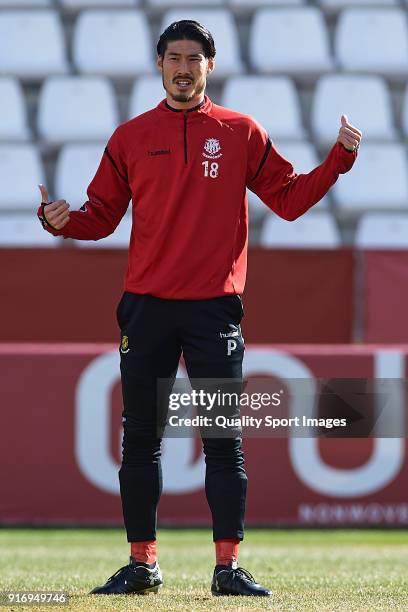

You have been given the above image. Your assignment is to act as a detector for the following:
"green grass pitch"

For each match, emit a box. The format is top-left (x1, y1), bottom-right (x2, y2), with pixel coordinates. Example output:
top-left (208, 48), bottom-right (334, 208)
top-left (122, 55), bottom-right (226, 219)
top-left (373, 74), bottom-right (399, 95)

top-left (0, 528), bottom-right (407, 611)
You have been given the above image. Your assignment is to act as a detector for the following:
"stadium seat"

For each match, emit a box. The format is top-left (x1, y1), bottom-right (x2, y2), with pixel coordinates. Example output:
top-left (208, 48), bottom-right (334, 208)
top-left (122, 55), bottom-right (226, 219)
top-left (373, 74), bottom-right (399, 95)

top-left (312, 75), bottom-right (396, 146)
top-left (37, 77), bottom-right (119, 144)
top-left (401, 83), bottom-right (408, 139)
top-left (73, 10), bottom-right (154, 77)
top-left (222, 76), bottom-right (305, 140)
top-left (0, 145), bottom-right (45, 210)
top-left (55, 143), bottom-right (106, 208)
top-left (129, 76), bottom-right (165, 118)
top-left (259, 211), bottom-right (341, 248)
top-left (0, 0), bottom-right (50, 5)
top-left (246, 191), bottom-right (266, 222)
top-left (0, 78), bottom-right (31, 141)
top-left (161, 10), bottom-right (243, 78)
top-left (229, 0), bottom-right (303, 11)
top-left (332, 143), bottom-right (408, 212)
top-left (0, 214), bottom-right (57, 247)
top-left (335, 8), bottom-right (408, 78)
top-left (318, 0), bottom-right (397, 14)
top-left (60, 0), bottom-right (138, 9)
top-left (355, 213), bottom-right (408, 249)
top-left (150, 0), bottom-right (222, 6)
top-left (0, 10), bottom-right (68, 79)
top-left (75, 210), bottom-right (132, 248)
top-left (249, 7), bottom-right (332, 80)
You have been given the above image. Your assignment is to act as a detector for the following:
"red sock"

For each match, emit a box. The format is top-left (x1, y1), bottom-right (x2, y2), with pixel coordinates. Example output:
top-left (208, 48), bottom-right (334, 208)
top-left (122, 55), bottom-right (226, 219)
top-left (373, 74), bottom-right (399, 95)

top-left (130, 540), bottom-right (157, 565)
top-left (215, 539), bottom-right (240, 566)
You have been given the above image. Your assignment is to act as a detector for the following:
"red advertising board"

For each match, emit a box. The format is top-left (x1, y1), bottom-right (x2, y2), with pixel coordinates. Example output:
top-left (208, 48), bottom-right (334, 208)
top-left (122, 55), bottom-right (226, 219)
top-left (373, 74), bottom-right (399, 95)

top-left (363, 251), bottom-right (408, 343)
top-left (0, 248), bottom-right (354, 343)
top-left (1, 344), bottom-right (407, 526)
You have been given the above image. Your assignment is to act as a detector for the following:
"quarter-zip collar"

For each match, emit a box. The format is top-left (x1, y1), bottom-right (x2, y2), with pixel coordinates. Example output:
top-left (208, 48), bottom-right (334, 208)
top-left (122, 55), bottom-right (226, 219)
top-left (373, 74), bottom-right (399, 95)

top-left (157, 95), bottom-right (212, 166)
top-left (158, 95), bottom-right (213, 119)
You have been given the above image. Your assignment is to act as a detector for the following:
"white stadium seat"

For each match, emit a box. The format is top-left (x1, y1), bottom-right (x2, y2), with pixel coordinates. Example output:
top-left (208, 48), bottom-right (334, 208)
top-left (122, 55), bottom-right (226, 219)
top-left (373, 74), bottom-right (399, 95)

top-left (246, 190), bottom-right (266, 222)
top-left (248, 141), bottom-right (329, 220)
top-left (222, 76), bottom-right (305, 140)
top-left (318, 0), bottom-right (397, 14)
top-left (37, 77), bottom-right (118, 144)
top-left (335, 8), bottom-right (408, 78)
top-left (55, 143), bottom-right (106, 208)
top-left (161, 10), bottom-right (243, 78)
top-left (250, 7), bottom-right (332, 80)
top-left (73, 10), bottom-right (153, 77)
top-left (0, 145), bottom-right (45, 210)
top-left (312, 75), bottom-right (396, 146)
top-left (260, 212), bottom-right (341, 248)
top-left (0, 0), bottom-right (50, 5)
top-left (129, 76), bottom-right (165, 118)
top-left (332, 143), bottom-right (408, 212)
top-left (230, 0), bottom-right (303, 11)
top-left (60, 0), bottom-right (138, 9)
top-left (401, 84), bottom-right (408, 139)
top-left (76, 210), bottom-right (132, 248)
top-left (0, 10), bottom-right (68, 79)
top-left (0, 78), bottom-right (31, 141)
top-left (355, 213), bottom-right (408, 249)
top-left (150, 0), bottom-right (222, 6)
top-left (0, 215), bottom-right (57, 247)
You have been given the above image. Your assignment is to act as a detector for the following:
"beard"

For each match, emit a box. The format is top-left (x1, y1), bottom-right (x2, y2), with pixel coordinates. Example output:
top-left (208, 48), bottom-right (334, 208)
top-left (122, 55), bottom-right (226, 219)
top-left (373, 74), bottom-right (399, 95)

top-left (170, 91), bottom-right (195, 103)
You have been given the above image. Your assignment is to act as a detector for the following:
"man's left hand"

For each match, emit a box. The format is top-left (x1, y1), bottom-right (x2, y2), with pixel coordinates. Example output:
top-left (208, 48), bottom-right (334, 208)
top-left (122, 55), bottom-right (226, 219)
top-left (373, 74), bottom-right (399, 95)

top-left (337, 115), bottom-right (362, 152)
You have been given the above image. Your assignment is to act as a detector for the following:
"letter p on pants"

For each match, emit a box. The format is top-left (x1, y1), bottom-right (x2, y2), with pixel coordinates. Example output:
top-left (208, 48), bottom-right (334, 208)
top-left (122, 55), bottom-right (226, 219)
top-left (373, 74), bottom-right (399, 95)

top-left (227, 339), bottom-right (237, 356)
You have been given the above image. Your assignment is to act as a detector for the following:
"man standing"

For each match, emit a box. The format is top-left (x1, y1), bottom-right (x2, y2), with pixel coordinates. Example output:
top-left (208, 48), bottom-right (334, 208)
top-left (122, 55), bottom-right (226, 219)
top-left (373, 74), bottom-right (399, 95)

top-left (37, 20), bottom-right (362, 597)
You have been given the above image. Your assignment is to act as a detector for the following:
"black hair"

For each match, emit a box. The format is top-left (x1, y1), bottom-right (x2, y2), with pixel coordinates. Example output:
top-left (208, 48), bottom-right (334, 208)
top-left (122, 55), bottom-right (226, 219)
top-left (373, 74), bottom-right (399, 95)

top-left (157, 20), bottom-right (216, 59)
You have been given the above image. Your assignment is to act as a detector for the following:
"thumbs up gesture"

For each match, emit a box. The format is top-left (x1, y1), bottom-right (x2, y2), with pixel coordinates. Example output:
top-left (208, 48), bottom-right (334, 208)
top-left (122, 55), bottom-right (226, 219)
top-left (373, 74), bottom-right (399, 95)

top-left (337, 115), bottom-right (362, 152)
top-left (39, 184), bottom-right (70, 230)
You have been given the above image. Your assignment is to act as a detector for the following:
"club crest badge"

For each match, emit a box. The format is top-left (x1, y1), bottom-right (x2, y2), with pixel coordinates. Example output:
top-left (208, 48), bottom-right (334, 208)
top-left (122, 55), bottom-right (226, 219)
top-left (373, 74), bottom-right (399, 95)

top-left (203, 138), bottom-right (222, 159)
top-left (120, 335), bottom-right (130, 354)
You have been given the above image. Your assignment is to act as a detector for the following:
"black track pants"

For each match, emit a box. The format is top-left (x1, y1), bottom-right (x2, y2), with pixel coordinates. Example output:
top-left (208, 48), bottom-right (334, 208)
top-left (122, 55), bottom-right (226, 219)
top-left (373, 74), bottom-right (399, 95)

top-left (117, 292), bottom-right (247, 542)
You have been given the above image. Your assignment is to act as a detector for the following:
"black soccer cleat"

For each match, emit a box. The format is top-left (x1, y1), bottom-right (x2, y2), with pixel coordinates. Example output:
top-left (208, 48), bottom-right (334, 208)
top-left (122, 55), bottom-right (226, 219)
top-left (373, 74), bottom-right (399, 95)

top-left (89, 556), bottom-right (163, 595)
top-left (211, 561), bottom-right (271, 597)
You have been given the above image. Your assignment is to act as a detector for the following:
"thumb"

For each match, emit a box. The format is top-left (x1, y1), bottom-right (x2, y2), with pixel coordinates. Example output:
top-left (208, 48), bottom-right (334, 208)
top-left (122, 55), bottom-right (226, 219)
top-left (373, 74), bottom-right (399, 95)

top-left (38, 183), bottom-right (49, 204)
top-left (341, 114), bottom-right (348, 127)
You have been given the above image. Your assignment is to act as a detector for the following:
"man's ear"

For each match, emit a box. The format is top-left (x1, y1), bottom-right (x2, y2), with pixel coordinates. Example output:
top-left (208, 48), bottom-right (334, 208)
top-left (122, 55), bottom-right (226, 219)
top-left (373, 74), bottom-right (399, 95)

top-left (207, 57), bottom-right (215, 75)
top-left (156, 55), bottom-right (163, 72)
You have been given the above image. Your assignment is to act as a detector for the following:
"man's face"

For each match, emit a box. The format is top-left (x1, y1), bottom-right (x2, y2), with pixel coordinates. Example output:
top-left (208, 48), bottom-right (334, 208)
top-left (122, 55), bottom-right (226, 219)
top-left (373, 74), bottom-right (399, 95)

top-left (157, 39), bottom-right (214, 106)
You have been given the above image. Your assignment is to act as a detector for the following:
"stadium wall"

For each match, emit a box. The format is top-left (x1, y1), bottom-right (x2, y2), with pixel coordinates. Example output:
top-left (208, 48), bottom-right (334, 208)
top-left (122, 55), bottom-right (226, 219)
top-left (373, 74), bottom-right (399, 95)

top-left (2, 247), bottom-right (354, 343)
top-left (3, 247), bottom-right (408, 343)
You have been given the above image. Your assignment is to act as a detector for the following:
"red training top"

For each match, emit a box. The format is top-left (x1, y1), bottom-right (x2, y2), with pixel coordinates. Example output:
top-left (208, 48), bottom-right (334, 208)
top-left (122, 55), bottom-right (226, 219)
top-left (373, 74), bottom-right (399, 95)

top-left (38, 95), bottom-right (357, 299)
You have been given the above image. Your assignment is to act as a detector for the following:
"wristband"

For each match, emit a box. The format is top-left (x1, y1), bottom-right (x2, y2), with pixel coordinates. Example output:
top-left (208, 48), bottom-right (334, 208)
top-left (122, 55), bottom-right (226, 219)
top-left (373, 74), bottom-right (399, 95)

top-left (40, 202), bottom-right (59, 231)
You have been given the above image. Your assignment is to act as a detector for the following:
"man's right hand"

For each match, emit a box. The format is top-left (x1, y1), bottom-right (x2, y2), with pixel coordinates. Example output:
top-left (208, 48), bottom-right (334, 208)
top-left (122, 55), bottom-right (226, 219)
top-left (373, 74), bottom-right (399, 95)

top-left (39, 184), bottom-right (70, 230)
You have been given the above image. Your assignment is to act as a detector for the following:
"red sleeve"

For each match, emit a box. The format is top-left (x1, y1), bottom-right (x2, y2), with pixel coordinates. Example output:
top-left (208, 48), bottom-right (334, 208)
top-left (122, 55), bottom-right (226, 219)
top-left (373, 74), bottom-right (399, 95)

top-left (246, 119), bottom-right (357, 221)
top-left (37, 127), bottom-right (132, 240)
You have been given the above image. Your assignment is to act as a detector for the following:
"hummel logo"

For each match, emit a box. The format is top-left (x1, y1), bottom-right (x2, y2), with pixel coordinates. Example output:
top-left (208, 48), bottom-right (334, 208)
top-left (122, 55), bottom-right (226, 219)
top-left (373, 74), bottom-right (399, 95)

top-left (219, 330), bottom-right (239, 339)
top-left (148, 149), bottom-right (170, 156)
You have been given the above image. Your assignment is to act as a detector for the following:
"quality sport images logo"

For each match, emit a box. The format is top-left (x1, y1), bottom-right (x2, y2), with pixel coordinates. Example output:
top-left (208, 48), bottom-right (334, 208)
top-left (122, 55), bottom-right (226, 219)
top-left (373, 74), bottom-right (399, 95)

top-left (203, 138), bottom-right (222, 159)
